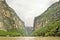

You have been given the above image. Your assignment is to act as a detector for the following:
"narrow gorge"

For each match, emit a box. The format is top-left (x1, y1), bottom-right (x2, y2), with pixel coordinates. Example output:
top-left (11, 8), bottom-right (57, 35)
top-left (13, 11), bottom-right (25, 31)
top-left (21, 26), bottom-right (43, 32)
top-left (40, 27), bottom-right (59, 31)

top-left (0, 0), bottom-right (60, 37)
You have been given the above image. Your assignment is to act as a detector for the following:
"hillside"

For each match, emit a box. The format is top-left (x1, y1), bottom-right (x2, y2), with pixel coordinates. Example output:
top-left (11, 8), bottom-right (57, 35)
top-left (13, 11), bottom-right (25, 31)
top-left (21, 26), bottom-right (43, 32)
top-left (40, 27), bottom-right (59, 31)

top-left (34, 1), bottom-right (60, 30)
top-left (0, 0), bottom-right (26, 36)
top-left (32, 1), bottom-right (60, 36)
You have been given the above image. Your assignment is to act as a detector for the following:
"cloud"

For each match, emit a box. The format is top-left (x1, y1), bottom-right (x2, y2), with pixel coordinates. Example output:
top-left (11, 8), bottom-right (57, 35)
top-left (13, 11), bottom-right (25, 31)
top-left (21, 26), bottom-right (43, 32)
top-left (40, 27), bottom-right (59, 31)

top-left (6, 0), bottom-right (59, 27)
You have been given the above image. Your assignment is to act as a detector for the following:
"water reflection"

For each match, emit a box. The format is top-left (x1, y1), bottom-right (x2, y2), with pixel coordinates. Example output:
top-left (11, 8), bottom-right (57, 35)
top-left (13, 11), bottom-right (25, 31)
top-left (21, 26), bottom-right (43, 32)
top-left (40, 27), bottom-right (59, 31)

top-left (0, 37), bottom-right (60, 40)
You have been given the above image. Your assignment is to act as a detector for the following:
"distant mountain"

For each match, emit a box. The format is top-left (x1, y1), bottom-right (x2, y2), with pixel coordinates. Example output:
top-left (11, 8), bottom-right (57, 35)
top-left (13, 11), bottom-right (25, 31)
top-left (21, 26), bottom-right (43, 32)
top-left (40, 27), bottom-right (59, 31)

top-left (32, 1), bottom-right (60, 36)
top-left (0, 0), bottom-right (26, 36)
top-left (25, 26), bottom-right (33, 36)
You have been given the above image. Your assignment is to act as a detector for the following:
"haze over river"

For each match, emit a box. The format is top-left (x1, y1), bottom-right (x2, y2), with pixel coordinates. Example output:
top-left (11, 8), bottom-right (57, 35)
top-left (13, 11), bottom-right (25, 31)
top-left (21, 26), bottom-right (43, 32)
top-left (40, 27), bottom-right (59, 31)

top-left (0, 37), bottom-right (60, 40)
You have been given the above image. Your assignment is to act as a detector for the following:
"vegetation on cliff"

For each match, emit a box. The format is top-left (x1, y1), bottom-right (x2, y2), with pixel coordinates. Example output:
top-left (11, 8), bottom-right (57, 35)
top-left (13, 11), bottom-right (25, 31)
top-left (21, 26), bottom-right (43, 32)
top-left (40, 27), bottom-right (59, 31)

top-left (31, 20), bottom-right (60, 36)
top-left (0, 0), bottom-right (27, 36)
top-left (32, 1), bottom-right (60, 36)
top-left (34, 1), bottom-right (60, 29)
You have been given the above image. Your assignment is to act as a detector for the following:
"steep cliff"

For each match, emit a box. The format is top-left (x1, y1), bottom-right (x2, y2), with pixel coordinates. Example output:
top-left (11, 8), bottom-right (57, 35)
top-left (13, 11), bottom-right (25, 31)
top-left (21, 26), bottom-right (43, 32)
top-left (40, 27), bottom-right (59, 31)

top-left (0, 0), bottom-right (26, 36)
top-left (32, 1), bottom-right (60, 36)
top-left (34, 1), bottom-right (60, 30)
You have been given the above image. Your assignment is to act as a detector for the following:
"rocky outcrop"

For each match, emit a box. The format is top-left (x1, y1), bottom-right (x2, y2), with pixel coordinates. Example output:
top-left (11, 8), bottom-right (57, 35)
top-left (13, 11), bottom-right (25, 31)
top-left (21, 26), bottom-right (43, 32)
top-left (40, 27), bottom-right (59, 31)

top-left (34, 1), bottom-right (60, 30)
top-left (0, 0), bottom-right (25, 33)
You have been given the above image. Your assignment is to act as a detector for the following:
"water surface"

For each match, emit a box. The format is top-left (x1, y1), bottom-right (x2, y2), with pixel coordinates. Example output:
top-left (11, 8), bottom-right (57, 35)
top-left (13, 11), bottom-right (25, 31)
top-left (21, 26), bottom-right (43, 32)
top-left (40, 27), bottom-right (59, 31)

top-left (0, 37), bottom-right (60, 40)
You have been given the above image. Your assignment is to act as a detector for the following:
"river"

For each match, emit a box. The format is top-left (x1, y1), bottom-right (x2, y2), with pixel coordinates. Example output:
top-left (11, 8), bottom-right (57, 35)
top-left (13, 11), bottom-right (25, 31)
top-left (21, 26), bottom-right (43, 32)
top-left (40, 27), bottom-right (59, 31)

top-left (0, 37), bottom-right (60, 40)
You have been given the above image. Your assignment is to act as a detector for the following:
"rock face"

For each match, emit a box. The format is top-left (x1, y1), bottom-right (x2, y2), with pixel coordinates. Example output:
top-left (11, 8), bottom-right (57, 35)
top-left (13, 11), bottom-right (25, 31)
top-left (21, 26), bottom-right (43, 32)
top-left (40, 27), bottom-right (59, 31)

top-left (34, 1), bottom-right (60, 30)
top-left (0, 0), bottom-right (25, 32)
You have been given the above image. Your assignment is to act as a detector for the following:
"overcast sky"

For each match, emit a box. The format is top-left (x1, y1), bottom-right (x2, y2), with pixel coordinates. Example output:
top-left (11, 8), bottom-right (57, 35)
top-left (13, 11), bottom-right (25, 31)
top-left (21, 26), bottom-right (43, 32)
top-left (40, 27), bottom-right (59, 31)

top-left (6, 0), bottom-right (59, 27)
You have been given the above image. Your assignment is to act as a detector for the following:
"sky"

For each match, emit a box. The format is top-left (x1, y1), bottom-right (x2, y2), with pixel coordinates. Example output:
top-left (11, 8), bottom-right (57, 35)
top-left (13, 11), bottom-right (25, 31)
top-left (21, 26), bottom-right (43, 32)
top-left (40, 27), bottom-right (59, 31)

top-left (6, 0), bottom-right (59, 27)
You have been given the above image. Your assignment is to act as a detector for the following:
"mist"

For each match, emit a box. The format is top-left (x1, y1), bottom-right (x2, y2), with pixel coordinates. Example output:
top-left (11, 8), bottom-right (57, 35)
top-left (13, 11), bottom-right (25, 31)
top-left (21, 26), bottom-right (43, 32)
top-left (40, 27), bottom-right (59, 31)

top-left (6, 0), bottom-right (59, 27)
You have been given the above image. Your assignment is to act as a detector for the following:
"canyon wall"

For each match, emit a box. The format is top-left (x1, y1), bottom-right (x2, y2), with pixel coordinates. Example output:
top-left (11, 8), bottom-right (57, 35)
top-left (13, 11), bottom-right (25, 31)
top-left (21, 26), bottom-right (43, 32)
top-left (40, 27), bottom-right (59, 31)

top-left (0, 0), bottom-right (26, 35)
top-left (34, 1), bottom-right (60, 30)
